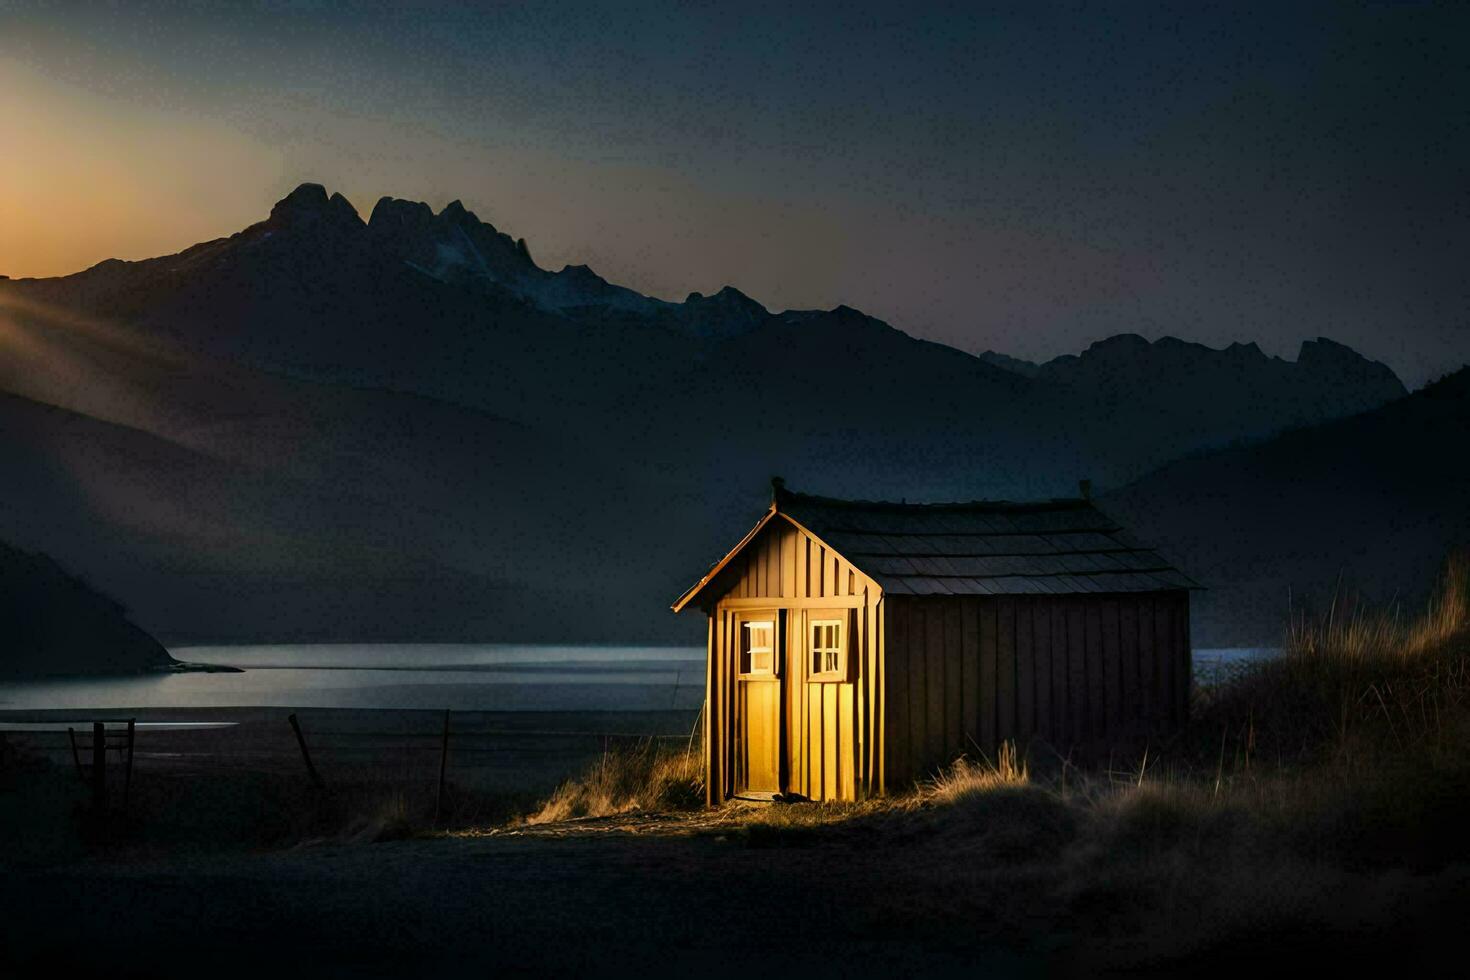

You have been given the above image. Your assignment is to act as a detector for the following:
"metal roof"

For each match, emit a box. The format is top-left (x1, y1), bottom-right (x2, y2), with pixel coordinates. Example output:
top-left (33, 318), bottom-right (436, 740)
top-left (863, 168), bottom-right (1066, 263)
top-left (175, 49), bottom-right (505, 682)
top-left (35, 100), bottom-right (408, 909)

top-left (672, 481), bottom-right (1197, 610)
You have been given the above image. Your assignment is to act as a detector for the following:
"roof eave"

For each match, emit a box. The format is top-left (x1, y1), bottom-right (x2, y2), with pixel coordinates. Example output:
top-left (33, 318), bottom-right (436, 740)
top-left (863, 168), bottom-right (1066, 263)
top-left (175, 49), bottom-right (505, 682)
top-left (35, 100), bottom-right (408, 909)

top-left (669, 504), bottom-right (779, 613)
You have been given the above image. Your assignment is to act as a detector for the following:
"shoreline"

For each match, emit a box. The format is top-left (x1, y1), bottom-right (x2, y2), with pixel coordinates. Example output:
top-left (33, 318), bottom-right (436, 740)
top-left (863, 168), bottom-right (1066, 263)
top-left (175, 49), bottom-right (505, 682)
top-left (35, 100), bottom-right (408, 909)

top-left (156, 660), bottom-right (245, 674)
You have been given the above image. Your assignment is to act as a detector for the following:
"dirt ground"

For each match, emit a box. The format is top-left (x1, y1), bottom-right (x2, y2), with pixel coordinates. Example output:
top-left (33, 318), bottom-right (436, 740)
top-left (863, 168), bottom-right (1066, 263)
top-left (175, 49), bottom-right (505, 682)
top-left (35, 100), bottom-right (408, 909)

top-left (1, 824), bottom-right (1019, 978)
top-left (5, 705), bottom-right (1469, 977)
top-left (4, 809), bottom-right (1467, 979)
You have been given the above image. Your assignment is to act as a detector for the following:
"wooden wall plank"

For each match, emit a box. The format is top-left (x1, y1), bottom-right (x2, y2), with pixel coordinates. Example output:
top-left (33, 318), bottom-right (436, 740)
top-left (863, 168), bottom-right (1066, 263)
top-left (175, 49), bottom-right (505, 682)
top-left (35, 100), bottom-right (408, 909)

top-left (719, 610), bottom-right (730, 798)
top-left (857, 599), bottom-right (868, 797)
top-left (785, 610), bottom-right (799, 793)
top-left (1067, 602), bottom-right (1087, 746)
top-left (753, 535), bottom-right (763, 597)
top-left (773, 534), bottom-right (784, 598)
top-left (925, 602), bottom-right (946, 770)
top-left (797, 610), bottom-right (809, 796)
top-left (907, 598), bottom-right (927, 781)
top-left (1154, 597), bottom-right (1175, 728)
top-left (704, 613), bottom-right (715, 804)
top-left (808, 684), bottom-right (821, 799)
top-left (781, 525), bottom-right (794, 599)
top-left (716, 612), bottom-right (725, 800)
top-left (823, 683), bottom-right (839, 800)
top-left (1119, 600), bottom-right (1140, 735)
top-left (1137, 596), bottom-right (1156, 734)
top-left (1015, 599), bottom-right (1035, 743)
top-left (1101, 599), bottom-right (1121, 738)
top-left (763, 532), bottom-right (774, 598)
top-left (961, 599), bottom-right (979, 754)
top-left (727, 611), bottom-right (736, 797)
top-left (1084, 601), bottom-right (1105, 741)
top-left (1052, 604), bottom-right (1065, 746)
top-left (875, 597), bottom-right (886, 795)
top-left (996, 597), bottom-right (1016, 750)
top-left (1033, 599), bottom-right (1052, 746)
top-left (804, 533), bottom-right (813, 599)
top-left (943, 601), bottom-right (963, 759)
top-left (839, 683), bottom-right (855, 801)
top-left (705, 614), bottom-right (717, 805)
top-left (885, 598), bottom-right (909, 790)
top-left (979, 599), bottom-right (998, 755)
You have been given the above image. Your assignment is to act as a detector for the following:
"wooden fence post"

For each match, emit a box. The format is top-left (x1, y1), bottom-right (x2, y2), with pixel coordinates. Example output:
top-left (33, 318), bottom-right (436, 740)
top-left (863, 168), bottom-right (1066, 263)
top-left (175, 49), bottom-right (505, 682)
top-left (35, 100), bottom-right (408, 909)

top-left (288, 713), bottom-right (324, 790)
top-left (435, 709), bottom-right (451, 824)
top-left (67, 726), bottom-right (83, 780)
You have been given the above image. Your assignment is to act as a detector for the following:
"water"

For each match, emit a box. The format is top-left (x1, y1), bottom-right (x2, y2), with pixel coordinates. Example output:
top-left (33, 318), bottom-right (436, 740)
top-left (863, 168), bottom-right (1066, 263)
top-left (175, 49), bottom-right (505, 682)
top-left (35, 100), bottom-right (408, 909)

top-left (1193, 647), bottom-right (1281, 685)
top-left (0, 644), bottom-right (1279, 712)
top-left (0, 643), bottom-right (706, 712)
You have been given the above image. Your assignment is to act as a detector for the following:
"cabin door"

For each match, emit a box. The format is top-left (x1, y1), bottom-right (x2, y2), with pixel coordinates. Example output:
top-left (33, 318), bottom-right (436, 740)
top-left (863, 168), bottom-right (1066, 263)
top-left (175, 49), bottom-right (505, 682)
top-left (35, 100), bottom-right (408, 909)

top-left (735, 610), bottom-right (784, 797)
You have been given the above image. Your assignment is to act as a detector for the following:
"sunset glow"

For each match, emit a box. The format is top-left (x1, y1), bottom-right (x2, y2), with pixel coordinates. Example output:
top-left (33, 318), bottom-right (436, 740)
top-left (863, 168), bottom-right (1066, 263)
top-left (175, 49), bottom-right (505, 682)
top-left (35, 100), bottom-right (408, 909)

top-left (4, 4), bottom-right (1466, 385)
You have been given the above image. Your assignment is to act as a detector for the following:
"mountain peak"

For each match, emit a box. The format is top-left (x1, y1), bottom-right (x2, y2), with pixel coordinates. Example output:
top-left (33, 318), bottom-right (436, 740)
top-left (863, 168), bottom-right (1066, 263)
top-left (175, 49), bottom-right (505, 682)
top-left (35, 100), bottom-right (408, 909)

top-left (368, 196), bottom-right (434, 229)
top-left (267, 183), bottom-right (363, 232)
top-left (1297, 336), bottom-right (1364, 365)
top-left (439, 199), bottom-right (472, 223)
top-left (277, 182), bottom-right (329, 209)
top-left (680, 285), bottom-right (769, 338)
top-left (1225, 340), bottom-right (1265, 358)
top-left (559, 263), bottom-right (607, 284)
top-left (1087, 333), bottom-right (1152, 354)
top-left (685, 285), bottom-right (766, 313)
top-left (1297, 337), bottom-right (1406, 395)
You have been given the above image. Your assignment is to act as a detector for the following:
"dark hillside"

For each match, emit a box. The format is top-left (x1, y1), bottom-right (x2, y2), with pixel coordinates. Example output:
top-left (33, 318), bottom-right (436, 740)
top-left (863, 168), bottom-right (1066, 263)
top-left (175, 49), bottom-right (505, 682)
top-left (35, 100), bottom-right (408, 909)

top-left (1104, 367), bottom-right (1470, 645)
top-left (0, 538), bottom-right (173, 676)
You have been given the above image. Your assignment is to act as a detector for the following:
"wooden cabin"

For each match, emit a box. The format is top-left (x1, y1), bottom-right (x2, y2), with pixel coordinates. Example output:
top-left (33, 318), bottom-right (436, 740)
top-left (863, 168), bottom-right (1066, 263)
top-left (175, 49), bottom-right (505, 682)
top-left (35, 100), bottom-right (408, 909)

top-left (672, 480), bottom-right (1197, 803)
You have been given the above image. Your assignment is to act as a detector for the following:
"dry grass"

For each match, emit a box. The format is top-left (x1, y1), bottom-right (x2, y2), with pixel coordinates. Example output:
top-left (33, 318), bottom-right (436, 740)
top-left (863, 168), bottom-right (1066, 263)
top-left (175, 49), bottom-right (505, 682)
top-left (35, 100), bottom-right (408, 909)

top-left (523, 738), bottom-right (702, 825)
top-left (1286, 552), bottom-right (1468, 662)
top-left (926, 739), bottom-right (1028, 803)
top-left (1193, 552), bottom-right (1470, 770)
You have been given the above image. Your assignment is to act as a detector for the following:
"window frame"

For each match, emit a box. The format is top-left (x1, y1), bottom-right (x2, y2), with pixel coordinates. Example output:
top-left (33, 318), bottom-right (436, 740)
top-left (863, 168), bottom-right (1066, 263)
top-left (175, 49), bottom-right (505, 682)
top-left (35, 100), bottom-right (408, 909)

top-left (806, 611), bottom-right (850, 683)
top-left (736, 613), bottom-right (780, 680)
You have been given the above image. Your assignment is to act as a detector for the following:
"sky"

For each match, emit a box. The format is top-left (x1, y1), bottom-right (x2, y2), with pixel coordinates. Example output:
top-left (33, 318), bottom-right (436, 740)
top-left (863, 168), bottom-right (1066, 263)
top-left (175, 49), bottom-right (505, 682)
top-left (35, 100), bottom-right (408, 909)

top-left (1, 1), bottom-right (1466, 386)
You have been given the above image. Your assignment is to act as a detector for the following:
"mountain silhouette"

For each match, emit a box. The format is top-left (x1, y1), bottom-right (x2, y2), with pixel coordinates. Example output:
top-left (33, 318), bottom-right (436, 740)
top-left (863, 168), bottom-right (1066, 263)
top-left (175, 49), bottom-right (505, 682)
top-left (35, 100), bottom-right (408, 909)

top-left (1, 535), bottom-right (173, 676)
top-left (0, 182), bottom-right (1419, 652)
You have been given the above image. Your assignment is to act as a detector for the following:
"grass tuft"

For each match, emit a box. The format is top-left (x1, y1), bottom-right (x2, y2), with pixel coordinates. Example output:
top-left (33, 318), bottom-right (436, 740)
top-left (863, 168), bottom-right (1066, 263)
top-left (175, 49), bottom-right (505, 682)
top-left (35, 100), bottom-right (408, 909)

top-left (925, 739), bottom-right (1028, 804)
top-left (524, 739), bottom-right (702, 825)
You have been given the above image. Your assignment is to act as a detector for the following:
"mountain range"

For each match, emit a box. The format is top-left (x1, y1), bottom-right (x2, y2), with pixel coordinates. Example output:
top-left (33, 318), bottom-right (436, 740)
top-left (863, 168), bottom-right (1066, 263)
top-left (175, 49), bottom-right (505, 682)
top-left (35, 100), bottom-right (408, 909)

top-left (0, 182), bottom-right (1441, 659)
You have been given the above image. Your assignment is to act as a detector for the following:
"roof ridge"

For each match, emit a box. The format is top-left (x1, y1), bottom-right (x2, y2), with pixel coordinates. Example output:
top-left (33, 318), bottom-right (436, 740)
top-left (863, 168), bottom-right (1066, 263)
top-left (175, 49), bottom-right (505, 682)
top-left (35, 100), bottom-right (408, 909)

top-left (777, 486), bottom-right (1093, 513)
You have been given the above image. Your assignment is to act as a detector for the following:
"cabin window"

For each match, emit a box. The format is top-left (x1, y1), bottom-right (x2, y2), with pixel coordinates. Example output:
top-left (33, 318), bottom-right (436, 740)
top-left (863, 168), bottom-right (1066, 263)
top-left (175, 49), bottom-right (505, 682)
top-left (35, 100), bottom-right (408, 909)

top-left (740, 620), bottom-right (776, 676)
top-left (809, 618), bottom-right (847, 681)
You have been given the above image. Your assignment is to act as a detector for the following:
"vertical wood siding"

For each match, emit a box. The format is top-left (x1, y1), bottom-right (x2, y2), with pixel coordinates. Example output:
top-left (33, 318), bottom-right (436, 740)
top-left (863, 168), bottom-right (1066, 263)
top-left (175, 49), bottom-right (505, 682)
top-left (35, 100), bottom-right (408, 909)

top-left (882, 592), bottom-right (1191, 788)
top-left (706, 519), bottom-right (883, 803)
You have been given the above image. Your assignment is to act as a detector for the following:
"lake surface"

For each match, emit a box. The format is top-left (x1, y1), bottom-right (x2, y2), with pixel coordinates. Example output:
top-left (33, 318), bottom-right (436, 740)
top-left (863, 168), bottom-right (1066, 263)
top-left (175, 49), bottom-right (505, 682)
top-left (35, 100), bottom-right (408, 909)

top-left (0, 644), bottom-right (1276, 713)
top-left (0, 644), bottom-right (706, 712)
